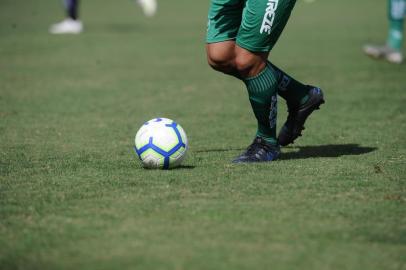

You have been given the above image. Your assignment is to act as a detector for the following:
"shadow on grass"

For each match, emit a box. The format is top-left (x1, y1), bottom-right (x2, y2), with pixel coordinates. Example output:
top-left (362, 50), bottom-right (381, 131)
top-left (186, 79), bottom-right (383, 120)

top-left (194, 144), bottom-right (377, 160)
top-left (140, 165), bottom-right (196, 171)
top-left (279, 144), bottom-right (377, 160)
top-left (195, 148), bottom-right (245, 153)
top-left (174, 165), bottom-right (195, 170)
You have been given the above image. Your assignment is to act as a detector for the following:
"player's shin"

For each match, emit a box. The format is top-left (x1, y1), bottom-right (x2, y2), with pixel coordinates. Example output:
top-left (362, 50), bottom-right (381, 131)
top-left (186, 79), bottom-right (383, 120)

top-left (268, 62), bottom-right (311, 106)
top-left (387, 20), bottom-right (404, 51)
top-left (243, 65), bottom-right (279, 146)
top-left (65, 0), bottom-right (79, 20)
top-left (387, 0), bottom-right (405, 51)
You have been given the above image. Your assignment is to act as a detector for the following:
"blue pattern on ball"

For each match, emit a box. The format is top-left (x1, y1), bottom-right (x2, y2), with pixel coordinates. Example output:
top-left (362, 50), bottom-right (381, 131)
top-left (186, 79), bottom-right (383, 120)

top-left (134, 121), bottom-right (186, 169)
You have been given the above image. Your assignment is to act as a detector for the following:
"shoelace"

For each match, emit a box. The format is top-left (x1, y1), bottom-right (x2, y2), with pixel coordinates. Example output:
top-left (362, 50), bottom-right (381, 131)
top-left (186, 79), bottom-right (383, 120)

top-left (245, 139), bottom-right (273, 156)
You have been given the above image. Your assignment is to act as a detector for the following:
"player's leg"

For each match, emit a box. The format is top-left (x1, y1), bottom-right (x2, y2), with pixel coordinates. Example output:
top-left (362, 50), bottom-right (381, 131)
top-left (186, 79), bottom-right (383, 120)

top-left (49, 0), bottom-right (83, 34)
top-left (243, 0), bottom-right (325, 146)
top-left (234, 46), bottom-right (278, 149)
top-left (207, 0), bottom-right (299, 162)
top-left (207, 41), bottom-right (281, 162)
top-left (270, 63), bottom-right (324, 146)
top-left (206, 0), bottom-right (244, 76)
top-left (66, 0), bottom-right (79, 20)
top-left (235, 0), bottom-right (323, 149)
top-left (206, 0), bottom-right (277, 162)
top-left (387, 0), bottom-right (405, 53)
top-left (364, 0), bottom-right (405, 63)
top-left (206, 41), bottom-right (240, 78)
top-left (234, 0), bottom-right (298, 160)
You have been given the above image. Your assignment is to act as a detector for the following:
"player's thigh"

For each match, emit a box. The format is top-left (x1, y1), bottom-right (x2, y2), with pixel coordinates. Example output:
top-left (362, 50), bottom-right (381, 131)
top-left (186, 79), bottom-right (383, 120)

top-left (237, 0), bottom-right (297, 52)
top-left (206, 0), bottom-right (245, 44)
top-left (388, 0), bottom-right (406, 20)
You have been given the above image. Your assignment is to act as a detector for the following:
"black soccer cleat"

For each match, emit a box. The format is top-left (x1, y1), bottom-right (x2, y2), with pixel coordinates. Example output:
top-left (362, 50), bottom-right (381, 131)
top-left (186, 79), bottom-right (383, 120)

top-left (233, 137), bottom-right (280, 163)
top-left (278, 86), bottom-right (325, 146)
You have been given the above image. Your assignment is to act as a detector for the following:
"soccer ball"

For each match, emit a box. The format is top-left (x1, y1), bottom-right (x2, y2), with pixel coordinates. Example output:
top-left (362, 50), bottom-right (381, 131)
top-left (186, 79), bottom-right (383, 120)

top-left (134, 118), bottom-right (188, 169)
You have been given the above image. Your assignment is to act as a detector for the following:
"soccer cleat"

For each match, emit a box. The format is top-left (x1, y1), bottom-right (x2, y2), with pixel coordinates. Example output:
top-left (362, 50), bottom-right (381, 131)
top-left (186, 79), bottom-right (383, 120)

top-left (49, 18), bottom-right (83, 34)
top-left (137, 0), bottom-right (157, 17)
top-left (363, 44), bottom-right (403, 64)
top-left (278, 86), bottom-right (324, 146)
top-left (232, 137), bottom-right (280, 163)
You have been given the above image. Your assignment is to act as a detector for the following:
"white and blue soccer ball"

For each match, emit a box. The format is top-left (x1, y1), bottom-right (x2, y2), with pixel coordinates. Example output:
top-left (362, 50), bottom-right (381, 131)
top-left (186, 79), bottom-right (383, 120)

top-left (134, 118), bottom-right (188, 169)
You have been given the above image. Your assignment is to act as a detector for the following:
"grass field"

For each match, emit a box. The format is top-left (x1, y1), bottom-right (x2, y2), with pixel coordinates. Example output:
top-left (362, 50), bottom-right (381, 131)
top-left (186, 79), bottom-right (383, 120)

top-left (1, 0), bottom-right (405, 269)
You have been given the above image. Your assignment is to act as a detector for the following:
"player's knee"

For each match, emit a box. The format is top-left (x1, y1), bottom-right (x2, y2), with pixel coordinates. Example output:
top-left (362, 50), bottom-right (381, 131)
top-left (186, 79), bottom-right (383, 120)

top-left (206, 43), bottom-right (236, 73)
top-left (234, 54), bottom-right (253, 74)
top-left (234, 47), bottom-right (268, 78)
top-left (234, 53), bottom-right (264, 77)
top-left (206, 52), bottom-right (234, 73)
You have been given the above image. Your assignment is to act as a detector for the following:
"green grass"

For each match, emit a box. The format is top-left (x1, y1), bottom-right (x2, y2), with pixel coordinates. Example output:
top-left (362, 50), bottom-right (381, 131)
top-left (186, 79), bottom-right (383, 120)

top-left (1, 0), bottom-right (405, 269)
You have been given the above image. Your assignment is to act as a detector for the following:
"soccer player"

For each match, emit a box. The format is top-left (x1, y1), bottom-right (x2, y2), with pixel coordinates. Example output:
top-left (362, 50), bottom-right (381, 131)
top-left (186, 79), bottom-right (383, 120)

top-left (206, 0), bottom-right (324, 163)
top-left (364, 0), bottom-right (405, 64)
top-left (49, 0), bottom-right (158, 34)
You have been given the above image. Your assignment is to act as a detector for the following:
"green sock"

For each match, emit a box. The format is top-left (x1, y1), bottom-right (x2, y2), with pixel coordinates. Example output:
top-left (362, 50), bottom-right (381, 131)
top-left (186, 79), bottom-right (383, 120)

top-left (268, 61), bottom-right (310, 106)
top-left (387, 20), bottom-right (404, 51)
top-left (243, 64), bottom-right (278, 145)
top-left (387, 0), bottom-right (405, 51)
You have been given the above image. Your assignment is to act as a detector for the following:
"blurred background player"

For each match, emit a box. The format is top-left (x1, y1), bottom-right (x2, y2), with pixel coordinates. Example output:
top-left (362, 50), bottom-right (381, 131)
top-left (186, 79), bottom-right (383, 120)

top-left (364, 0), bottom-right (405, 64)
top-left (49, 0), bottom-right (157, 34)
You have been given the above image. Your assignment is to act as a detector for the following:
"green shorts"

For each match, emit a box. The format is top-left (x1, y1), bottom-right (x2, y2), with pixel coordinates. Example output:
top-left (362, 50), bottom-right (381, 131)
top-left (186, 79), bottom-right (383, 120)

top-left (206, 0), bottom-right (297, 52)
